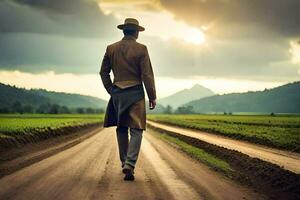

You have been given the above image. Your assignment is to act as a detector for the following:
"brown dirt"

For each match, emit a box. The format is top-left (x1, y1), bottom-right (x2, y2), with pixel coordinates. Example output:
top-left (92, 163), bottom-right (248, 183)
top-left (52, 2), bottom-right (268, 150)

top-left (148, 119), bottom-right (300, 153)
top-left (0, 127), bottom-right (265, 200)
top-left (147, 124), bottom-right (300, 200)
top-left (148, 120), bottom-right (300, 174)
top-left (0, 124), bottom-right (102, 178)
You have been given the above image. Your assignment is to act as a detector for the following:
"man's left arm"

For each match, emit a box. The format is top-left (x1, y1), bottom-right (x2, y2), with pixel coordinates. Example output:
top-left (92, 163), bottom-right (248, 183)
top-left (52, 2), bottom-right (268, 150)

top-left (140, 46), bottom-right (157, 109)
top-left (100, 47), bottom-right (113, 94)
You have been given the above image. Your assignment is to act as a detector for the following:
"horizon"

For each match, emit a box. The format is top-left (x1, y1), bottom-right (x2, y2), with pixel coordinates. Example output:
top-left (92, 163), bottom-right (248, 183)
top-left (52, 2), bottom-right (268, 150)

top-left (1, 80), bottom-right (297, 101)
top-left (1, 0), bottom-right (300, 100)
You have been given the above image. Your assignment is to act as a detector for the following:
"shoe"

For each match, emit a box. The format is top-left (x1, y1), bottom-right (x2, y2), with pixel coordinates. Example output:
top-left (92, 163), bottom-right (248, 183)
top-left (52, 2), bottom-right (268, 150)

top-left (123, 168), bottom-right (135, 181)
top-left (122, 164), bottom-right (135, 181)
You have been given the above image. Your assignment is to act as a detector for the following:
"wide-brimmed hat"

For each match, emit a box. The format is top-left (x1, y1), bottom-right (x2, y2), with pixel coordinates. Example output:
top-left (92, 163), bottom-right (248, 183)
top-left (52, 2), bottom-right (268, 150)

top-left (117, 18), bottom-right (145, 32)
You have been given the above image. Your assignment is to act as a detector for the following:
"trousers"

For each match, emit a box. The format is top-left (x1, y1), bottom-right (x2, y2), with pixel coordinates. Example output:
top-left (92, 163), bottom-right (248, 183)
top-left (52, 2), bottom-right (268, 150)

top-left (116, 126), bottom-right (143, 168)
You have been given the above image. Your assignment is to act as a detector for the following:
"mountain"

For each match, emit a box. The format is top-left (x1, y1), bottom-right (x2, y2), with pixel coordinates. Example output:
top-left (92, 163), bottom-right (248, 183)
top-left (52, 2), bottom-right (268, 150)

top-left (0, 83), bottom-right (107, 112)
top-left (185, 82), bottom-right (300, 113)
top-left (159, 84), bottom-right (215, 108)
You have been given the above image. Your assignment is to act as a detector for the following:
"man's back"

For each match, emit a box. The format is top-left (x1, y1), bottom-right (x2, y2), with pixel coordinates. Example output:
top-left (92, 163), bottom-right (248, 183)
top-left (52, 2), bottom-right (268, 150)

top-left (101, 35), bottom-right (156, 101)
top-left (107, 35), bottom-right (146, 87)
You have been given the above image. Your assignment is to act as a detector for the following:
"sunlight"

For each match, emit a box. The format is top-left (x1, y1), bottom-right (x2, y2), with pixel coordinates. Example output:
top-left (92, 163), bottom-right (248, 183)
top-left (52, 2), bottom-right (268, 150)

top-left (98, 0), bottom-right (206, 45)
top-left (184, 28), bottom-right (205, 45)
top-left (290, 41), bottom-right (300, 64)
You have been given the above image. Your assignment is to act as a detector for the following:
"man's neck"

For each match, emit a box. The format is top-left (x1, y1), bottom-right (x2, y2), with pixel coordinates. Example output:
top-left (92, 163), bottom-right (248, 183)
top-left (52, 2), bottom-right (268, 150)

top-left (122, 35), bottom-right (137, 41)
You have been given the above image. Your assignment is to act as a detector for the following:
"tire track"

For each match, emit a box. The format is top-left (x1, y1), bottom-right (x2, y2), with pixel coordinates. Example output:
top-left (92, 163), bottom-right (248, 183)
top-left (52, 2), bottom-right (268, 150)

top-left (0, 127), bottom-right (265, 200)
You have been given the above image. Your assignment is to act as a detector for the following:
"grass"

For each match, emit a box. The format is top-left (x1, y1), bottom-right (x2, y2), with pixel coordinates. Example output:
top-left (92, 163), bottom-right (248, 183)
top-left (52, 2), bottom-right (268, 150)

top-left (156, 132), bottom-right (233, 174)
top-left (0, 114), bottom-right (104, 138)
top-left (148, 114), bottom-right (300, 152)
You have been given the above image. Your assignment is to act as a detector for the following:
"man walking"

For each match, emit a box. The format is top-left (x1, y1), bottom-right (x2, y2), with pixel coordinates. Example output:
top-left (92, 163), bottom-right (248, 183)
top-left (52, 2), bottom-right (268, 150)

top-left (100, 18), bottom-right (156, 181)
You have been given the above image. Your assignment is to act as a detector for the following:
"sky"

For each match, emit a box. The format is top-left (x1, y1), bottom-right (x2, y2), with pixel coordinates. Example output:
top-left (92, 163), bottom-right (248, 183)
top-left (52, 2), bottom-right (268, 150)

top-left (0, 0), bottom-right (299, 100)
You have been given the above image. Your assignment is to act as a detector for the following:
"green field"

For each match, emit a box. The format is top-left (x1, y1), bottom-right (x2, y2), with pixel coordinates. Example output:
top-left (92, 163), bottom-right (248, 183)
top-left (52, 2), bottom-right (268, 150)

top-left (157, 132), bottom-right (233, 174)
top-left (0, 114), bottom-right (104, 139)
top-left (148, 114), bottom-right (300, 152)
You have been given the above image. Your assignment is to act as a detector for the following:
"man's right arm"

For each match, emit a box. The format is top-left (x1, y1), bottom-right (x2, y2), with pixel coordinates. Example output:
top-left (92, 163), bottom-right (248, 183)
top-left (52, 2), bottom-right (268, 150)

top-left (100, 46), bottom-right (113, 94)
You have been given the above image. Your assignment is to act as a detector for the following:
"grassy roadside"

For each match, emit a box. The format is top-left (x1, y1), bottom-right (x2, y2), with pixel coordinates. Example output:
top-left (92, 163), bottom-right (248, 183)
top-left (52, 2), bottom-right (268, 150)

top-left (148, 114), bottom-right (300, 152)
top-left (152, 130), bottom-right (233, 175)
top-left (148, 125), bottom-right (300, 200)
top-left (0, 114), bottom-right (104, 150)
top-left (0, 114), bottom-right (104, 139)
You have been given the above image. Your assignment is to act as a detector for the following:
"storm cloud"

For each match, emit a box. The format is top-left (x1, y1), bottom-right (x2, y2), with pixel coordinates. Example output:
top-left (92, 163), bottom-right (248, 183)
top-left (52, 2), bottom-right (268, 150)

top-left (0, 0), bottom-right (119, 72)
top-left (161, 0), bottom-right (300, 39)
top-left (151, 0), bottom-right (300, 80)
top-left (0, 0), bottom-right (299, 82)
top-left (0, 0), bottom-right (117, 37)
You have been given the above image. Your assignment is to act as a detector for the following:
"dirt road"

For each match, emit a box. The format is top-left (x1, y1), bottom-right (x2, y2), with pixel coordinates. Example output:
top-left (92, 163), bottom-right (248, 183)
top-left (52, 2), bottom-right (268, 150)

top-left (147, 121), bottom-right (300, 174)
top-left (0, 128), bottom-right (265, 200)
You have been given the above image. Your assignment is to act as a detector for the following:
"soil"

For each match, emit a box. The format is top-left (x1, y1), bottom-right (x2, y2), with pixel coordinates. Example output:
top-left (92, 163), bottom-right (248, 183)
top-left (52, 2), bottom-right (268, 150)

top-left (147, 124), bottom-right (300, 200)
top-left (0, 127), bottom-right (265, 200)
top-left (0, 124), bottom-right (102, 178)
top-left (147, 120), bottom-right (300, 174)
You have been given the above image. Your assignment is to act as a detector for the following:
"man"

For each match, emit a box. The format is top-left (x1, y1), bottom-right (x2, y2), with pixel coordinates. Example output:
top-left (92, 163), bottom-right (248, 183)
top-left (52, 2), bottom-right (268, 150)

top-left (100, 18), bottom-right (156, 181)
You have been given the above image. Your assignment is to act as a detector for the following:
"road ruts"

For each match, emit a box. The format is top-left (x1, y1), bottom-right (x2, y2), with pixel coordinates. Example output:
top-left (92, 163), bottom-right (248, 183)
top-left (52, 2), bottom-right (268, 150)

top-left (0, 127), bottom-right (265, 200)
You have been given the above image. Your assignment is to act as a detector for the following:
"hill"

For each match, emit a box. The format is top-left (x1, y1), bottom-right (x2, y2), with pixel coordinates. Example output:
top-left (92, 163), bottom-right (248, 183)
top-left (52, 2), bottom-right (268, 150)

top-left (159, 84), bottom-right (215, 108)
top-left (0, 83), bottom-right (107, 113)
top-left (185, 82), bottom-right (300, 113)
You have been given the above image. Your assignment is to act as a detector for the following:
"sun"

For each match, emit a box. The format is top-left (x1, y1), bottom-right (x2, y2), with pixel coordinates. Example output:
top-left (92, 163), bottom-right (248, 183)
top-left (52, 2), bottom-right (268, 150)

top-left (290, 41), bottom-right (300, 64)
top-left (184, 28), bottom-right (206, 45)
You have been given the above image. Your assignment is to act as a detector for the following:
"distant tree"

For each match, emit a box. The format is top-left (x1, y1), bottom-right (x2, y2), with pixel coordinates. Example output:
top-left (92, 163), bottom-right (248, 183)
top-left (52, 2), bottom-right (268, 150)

top-left (36, 103), bottom-right (51, 113)
top-left (76, 107), bottom-right (85, 114)
top-left (175, 106), bottom-right (194, 114)
top-left (59, 106), bottom-right (70, 114)
top-left (0, 107), bottom-right (10, 113)
top-left (164, 105), bottom-right (173, 114)
top-left (12, 101), bottom-right (23, 114)
top-left (49, 104), bottom-right (60, 114)
top-left (36, 104), bottom-right (45, 113)
top-left (23, 105), bottom-right (34, 113)
top-left (86, 108), bottom-right (95, 114)
top-left (270, 112), bottom-right (275, 116)
top-left (95, 108), bottom-right (105, 114)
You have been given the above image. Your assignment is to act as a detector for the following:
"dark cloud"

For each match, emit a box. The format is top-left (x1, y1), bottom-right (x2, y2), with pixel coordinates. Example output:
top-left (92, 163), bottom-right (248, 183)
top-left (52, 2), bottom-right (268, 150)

top-left (146, 37), bottom-right (299, 81)
top-left (161, 0), bottom-right (300, 39)
top-left (0, 33), bottom-right (117, 73)
top-left (13, 0), bottom-right (93, 14)
top-left (1, 32), bottom-right (298, 81)
top-left (0, 0), bottom-right (118, 38)
top-left (0, 0), bottom-right (121, 73)
top-left (0, 0), bottom-right (299, 82)
top-left (151, 0), bottom-right (300, 81)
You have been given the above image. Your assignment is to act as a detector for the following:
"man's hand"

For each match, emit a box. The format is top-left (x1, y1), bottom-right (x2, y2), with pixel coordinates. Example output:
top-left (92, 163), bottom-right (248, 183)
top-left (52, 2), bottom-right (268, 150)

top-left (149, 100), bottom-right (156, 110)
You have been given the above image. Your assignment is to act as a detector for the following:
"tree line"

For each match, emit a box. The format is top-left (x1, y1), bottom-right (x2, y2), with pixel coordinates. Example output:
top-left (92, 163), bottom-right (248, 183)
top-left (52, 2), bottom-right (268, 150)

top-left (162, 105), bottom-right (195, 114)
top-left (162, 105), bottom-right (276, 116)
top-left (0, 101), bottom-right (104, 114)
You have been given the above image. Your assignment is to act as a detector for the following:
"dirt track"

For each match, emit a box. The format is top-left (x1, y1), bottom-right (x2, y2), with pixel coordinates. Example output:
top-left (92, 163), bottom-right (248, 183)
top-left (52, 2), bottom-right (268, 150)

top-left (147, 121), bottom-right (300, 174)
top-left (0, 127), bottom-right (265, 200)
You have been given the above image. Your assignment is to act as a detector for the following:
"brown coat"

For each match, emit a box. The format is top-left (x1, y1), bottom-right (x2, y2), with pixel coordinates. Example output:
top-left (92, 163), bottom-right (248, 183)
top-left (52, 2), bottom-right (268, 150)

top-left (100, 35), bottom-right (156, 130)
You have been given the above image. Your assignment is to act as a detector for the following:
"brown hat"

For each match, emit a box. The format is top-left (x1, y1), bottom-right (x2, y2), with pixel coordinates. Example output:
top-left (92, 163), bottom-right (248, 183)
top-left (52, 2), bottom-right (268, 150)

top-left (117, 18), bottom-right (145, 32)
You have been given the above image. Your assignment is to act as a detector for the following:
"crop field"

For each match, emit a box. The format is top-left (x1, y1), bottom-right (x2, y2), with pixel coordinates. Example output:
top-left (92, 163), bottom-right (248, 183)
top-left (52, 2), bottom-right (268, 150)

top-left (148, 114), bottom-right (300, 152)
top-left (0, 114), bottom-right (104, 139)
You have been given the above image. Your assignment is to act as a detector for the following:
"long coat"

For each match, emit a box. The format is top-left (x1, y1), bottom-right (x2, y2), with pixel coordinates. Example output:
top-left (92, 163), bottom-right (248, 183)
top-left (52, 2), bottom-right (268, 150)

top-left (100, 35), bottom-right (156, 130)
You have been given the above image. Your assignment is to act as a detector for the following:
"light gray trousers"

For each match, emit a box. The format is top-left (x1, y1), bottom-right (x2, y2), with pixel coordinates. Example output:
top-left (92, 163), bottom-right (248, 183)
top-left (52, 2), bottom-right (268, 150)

top-left (116, 126), bottom-right (143, 168)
